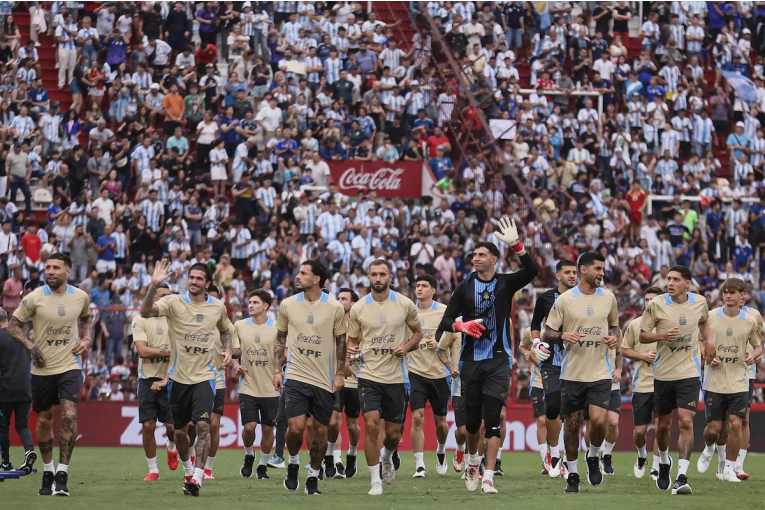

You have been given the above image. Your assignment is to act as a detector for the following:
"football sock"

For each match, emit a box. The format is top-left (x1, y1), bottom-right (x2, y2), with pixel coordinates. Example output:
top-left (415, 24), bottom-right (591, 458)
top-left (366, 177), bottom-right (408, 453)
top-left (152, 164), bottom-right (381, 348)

top-left (369, 464), bottom-right (381, 484)
top-left (259, 453), bottom-right (269, 466)
top-left (245, 446), bottom-right (254, 456)
top-left (182, 458), bottom-right (193, 476)
top-left (44, 462), bottom-right (55, 473)
top-left (289, 454), bottom-right (300, 465)
top-left (57, 463), bottom-right (68, 474)
top-left (567, 458), bottom-right (578, 475)
top-left (736, 449), bottom-right (747, 468)
top-left (659, 449), bottom-right (669, 464)
top-left (604, 441), bottom-right (615, 455)
top-left (539, 442), bottom-right (548, 462)
top-left (651, 455), bottom-right (660, 472)
top-left (192, 467), bottom-right (204, 484)
top-left (204, 456), bottom-right (215, 471)
top-left (678, 459), bottom-right (689, 476)
top-left (166, 440), bottom-right (177, 452)
top-left (326, 442), bottom-right (335, 456)
top-left (436, 442), bottom-right (446, 455)
top-left (348, 445), bottom-right (358, 456)
top-left (483, 469), bottom-right (494, 483)
top-left (147, 457), bottom-right (159, 474)
top-left (637, 445), bottom-right (647, 458)
top-left (381, 447), bottom-right (394, 462)
top-left (414, 452), bottom-right (425, 469)
top-left (716, 444), bottom-right (726, 462)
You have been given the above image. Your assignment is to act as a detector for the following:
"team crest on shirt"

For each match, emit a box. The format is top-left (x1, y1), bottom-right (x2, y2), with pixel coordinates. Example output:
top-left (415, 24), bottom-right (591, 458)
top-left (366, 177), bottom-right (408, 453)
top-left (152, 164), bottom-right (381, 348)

top-left (679, 314), bottom-right (687, 326)
top-left (21, 299), bottom-right (26, 307)
top-left (726, 326), bottom-right (733, 337)
top-left (195, 314), bottom-right (204, 324)
top-left (156, 325), bottom-right (163, 336)
top-left (419, 318), bottom-right (425, 328)
top-left (307, 313), bottom-right (314, 325)
top-left (380, 313), bottom-right (387, 325)
top-left (586, 305), bottom-right (594, 317)
top-left (58, 305), bottom-right (66, 317)
top-left (254, 333), bottom-right (261, 343)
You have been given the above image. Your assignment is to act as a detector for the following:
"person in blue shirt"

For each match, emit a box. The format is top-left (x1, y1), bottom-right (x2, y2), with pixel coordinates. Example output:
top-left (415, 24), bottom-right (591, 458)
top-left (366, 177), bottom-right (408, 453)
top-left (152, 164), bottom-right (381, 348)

top-left (412, 108), bottom-right (435, 136)
top-left (733, 235), bottom-right (753, 272)
top-left (705, 199), bottom-right (723, 240)
top-left (726, 122), bottom-right (749, 162)
top-left (95, 223), bottom-right (117, 274)
top-left (30, 78), bottom-right (50, 114)
top-left (320, 138), bottom-right (347, 160)
top-left (591, 70), bottom-right (615, 104)
top-left (645, 76), bottom-right (665, 103)
top-left (428, 146), bottom-right (454, 181)
top-left (273, 130), bottom-right (299, 162)
top-left (89, 276), bottom-right (112, 309)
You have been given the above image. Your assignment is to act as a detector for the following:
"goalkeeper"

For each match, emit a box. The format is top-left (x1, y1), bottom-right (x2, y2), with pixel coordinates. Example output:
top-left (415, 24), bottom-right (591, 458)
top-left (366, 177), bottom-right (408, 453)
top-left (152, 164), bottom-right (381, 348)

top-left (530, 260), bottom-right (578, 479)
top-left (436, 218), bottom-right (538, 495)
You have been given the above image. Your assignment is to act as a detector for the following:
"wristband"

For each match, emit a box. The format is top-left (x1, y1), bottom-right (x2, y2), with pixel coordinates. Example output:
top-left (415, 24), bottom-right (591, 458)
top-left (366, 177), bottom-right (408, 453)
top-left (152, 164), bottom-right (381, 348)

top-left (510, 242), bottom-right (525, 253)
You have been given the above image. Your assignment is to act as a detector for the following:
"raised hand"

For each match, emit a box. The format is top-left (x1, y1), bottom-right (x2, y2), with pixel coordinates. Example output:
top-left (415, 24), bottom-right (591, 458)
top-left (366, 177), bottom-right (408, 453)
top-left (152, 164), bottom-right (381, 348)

top-left (494, 217), bottom-right (520, 247)
top-left (151, 258), bottom-right (172, 286)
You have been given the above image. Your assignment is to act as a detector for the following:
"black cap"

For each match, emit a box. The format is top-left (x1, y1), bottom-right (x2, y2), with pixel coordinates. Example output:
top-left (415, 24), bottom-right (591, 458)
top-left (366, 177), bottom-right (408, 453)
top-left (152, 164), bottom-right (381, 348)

top-left (51, 100), bottom-right (60, 108)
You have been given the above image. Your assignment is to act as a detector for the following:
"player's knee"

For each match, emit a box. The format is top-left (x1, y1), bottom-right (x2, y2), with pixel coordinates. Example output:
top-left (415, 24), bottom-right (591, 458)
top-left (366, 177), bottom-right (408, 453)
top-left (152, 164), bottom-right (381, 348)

top-left (482, 398), bottom-right (504, 439)
top-left (142, 421), bottom-right (156, 433)
top-left (165, 424), bottom-right (175, 437)
top-left (677, 416), bottom-right (693, 431)
top-left (411, 411), bottom-right (424, 430)
top-left (607, 413), bottom-right (619, 429)
top-left (434, 415), bottom-right (448, 430)
top-left (243, 422), bottom-right (257, 433)
top-left (61, 408), bottom-right (77, 424)
top-left (728, 418), bottom-right (742, 432)
top-left (37, 410), bottom-right (53, 426)
top-left (465, 409), bottom-right (482, 435)
top-left (545, 399), bottom-right (561, 421)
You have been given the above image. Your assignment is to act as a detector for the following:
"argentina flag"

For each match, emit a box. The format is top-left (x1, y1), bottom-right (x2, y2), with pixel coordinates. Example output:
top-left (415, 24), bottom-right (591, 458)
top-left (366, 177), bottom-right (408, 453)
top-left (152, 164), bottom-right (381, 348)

top-left (723, 71), bottom-right (757, 103)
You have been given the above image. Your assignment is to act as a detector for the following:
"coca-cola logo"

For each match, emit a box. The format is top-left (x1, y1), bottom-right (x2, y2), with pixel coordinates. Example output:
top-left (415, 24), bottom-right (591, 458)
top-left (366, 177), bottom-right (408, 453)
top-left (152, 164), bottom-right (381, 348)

top-left (577, 326), bottom-right (603, 336)
top-left (296, 333), bottom-right (322, 344)
top-left (184, 332), bottom-right (212, 343)
top-left (247, 348), bottom-right (269, 356)
top-left (47, 326), bottom-right (72, 335)
top-left (370, 334), bottom-right (396, 344)
top-left (338, 166), bottom-right (404, 191)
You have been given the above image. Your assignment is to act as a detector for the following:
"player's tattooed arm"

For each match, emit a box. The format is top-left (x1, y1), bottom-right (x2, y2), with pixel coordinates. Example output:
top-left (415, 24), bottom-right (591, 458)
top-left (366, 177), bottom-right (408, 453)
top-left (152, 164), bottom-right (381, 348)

top-left (274, 329), bottom-right (288, 371)
top-left (335, 333), bottom-right (347, 376)
top-left (8, 316), bottom-right (46, 367)
top-left (220, 330), bottom-right (233, 365)
top-left (59, 399), bottom-right (78, 465)
top-left (140, 284), bottom-right (161, 318)
top-left (437, 348), bottom-right (451, 369)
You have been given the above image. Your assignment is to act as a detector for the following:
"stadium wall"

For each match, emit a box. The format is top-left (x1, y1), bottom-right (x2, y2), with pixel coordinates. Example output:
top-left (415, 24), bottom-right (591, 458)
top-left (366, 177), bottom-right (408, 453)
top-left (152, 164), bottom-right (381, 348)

top-left (10, 402), bottom-right (765, 452)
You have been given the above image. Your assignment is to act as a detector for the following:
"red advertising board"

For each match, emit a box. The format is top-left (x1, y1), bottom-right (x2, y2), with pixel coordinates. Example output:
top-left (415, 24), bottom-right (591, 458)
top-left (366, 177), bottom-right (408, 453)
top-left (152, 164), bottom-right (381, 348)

top-left (328, 161), bottom-right (422, 199)
top-left (13, 402), bottom-right (765, 452)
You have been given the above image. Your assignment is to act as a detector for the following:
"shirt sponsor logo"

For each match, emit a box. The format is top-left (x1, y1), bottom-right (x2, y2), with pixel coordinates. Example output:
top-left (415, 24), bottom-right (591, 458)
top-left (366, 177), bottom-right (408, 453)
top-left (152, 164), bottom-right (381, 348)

top-left (247, 348), bottom-right (268, 356)
top-left (47, 326), bottom-right (72, 335)
top-left (370, 334), bottom-right (396, 344)
top-left (296, 333), bottom-right (322, 344)
top-left (184, 332), bottom-right (212, 343)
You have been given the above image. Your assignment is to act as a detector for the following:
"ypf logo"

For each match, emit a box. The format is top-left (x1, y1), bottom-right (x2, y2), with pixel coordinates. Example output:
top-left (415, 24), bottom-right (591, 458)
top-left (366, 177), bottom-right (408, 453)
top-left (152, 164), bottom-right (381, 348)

top-left (307, 313), bottom-right (314, 325)
top-left (196, 314), bottom-right (204, 324)
top-left (58, 305), bottom-right (66, 317)
top-left (586, 305), bottom-right (594, 317)
top-left (380, 314), bottom-right (387, 325)
top-left (726, 326), bottom-right (733, 337)
top-left (679, 314), bottom-right (687, 326)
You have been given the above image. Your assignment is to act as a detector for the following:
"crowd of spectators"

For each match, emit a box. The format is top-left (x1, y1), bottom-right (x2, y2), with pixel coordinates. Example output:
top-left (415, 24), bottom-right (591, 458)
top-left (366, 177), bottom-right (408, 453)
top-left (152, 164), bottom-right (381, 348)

top-left (0, 1), bottom-right (764, 402)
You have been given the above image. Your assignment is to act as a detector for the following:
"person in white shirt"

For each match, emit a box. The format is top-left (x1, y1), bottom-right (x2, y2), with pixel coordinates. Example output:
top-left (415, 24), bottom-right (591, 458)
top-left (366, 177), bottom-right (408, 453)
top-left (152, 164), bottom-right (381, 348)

top-left (409, 233), bottom-right (435, 265)
top-left (254, 97), bottom-right (282, 146)
top-left (303, 151), bottom-right (332, 188)
top-left (91, 188), bottom-right (115, 225)
top-left (593, 52), bottom-right (615, 81)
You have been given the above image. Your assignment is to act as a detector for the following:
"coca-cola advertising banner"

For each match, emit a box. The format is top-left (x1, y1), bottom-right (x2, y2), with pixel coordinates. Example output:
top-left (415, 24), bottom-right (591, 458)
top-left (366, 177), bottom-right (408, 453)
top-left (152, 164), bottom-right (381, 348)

top-left (329, 161), bottom-right (422, 199)
top-left (11, 402), bottom-right (765, 452)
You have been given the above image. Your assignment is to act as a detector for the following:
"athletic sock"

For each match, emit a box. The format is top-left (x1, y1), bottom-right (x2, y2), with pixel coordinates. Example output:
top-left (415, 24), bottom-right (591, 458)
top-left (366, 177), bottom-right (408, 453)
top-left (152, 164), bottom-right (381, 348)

top-left (659, 449), bottom-right (669, 464)
top-left (550, 445), bottom-right (560, 459)
top-left (57, 463), bottom-right (68, 473)
top-left (166, 440), bottom-right (177, 452)
top-left (651, 455), bottom-right (660, 472)
top-left (725, 459), bottom-right (734, 472)
top-left (539, 442), bottom-right (548, 462)
top-left (604, 441), bottom-right (615, 455)
top-left (147, 457), bottom-right (159, 474)
top-left (457, 442), bottom-right (466, 452)
top-left (44, 462), bottom-right (55, 473)
top-left (259, 453), bottom-right (269, 466)
top-left (483, 469), bottom-right (494, 483)
top-left (333, 450), bottom-right (342, 464)
top-left (308, 467), bottom-right (320, 478)
top-left (716, 444), bottom-right (726, 462)
top-left (192, 467), bottom-right (204, 484)
top-left (497, 448), bottom-right (502, 460)
top-left (678, 459), bottom-right (689, 476)
top-left (736, 449), bottom-right (747, 469)
top-left (436, 442), bottom-right (446, 455)
top-left (637, 445), bottom-right (647, 458)
top-left (467, 453), bottom-right (478, 466)
top-left (289, 454), bottom-right (300, 465)
top-left (587, 442), bottom-right (601, 458)
top-left (567, 459), bottom-right (578, 475)
top-left (182, 458), bottom-right (193, 476)
top-left (204, 456), bottom-right (215, 471)
top-left (369, 464), bottom-right (381, 484)
top-left (326, 442), bottom-right (335, 456)
top-left (381, 447), bottom-right (394, 462)
top-left (414, 452), bottom-right (425, 469)
top-left (245, 446), bottom-right (254, 456)
top-left (348, 445), bottom-right (358, 456)
top-left (704, 443), bottom-right (715, 456)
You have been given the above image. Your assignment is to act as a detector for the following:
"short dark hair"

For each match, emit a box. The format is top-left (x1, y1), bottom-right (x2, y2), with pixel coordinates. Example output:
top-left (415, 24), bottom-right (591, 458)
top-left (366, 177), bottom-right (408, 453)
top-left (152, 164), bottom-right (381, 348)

top-left (48, 252), bottom-right (72, 268)
top-left (644, 287), bottom-right (664, 297)
top-left (415, 274), bottom-right (438, 290)
top-left (555, 260), bottom-right (576, 272)
top-left (249, 288), bottom-right (274, 306)
top-left (189, 262), bottom-right (213, 283)
top-left (206, 283), bottom-right (222, 296)
top-left (577, 251), bottom-right (605, 271)
top-left (473, 241), bottom-right (500, 258)
top-left (369, 259), bottom-right (392, 273)
top-left (668, 265), bottom-right (692, 281)
top-left (337, 287), bottom-right (359, 303)
top-left (301, 260), bottom-right (329, 288)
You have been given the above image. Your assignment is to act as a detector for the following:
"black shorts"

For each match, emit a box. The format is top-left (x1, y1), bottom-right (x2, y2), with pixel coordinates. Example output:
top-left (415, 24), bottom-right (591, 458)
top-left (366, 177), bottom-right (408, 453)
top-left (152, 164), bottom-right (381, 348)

top-left (541, 367), bottom-right (561, 395)
top-left (334, 386), bottom-right (361, 419)
top-left (632, 392), bottom-right (655, 427)
top-left (460, 358), bottom-right (511, 407)
top-left (358, 378), bottom-right (408, 424)
top-left (748, 379), bottom-right (755, 407)
top-left (530, 387), bottom-right (546, 418)
top-left (283, 379), bottom-right (334, 426)
top-left (163, 120), bottom-right (181, 136)
top-left (138, 377), bottom-right (172, 424)
top-left (452, 396), bottom-right (466, 428)
top-left (704, 391), bottom-right (749, 421)
top-left (409, 372), bottom-right (450, 416)
top-left (654, 378), bottom-right (700, 416)
top-left (31, 369), bottom-right (83, 412)
top-left (213, 388), bottom-right (225, 415)
top-left (240, 394), bottom-right (279, 427)
top-left (561, 379), bottom-right (612, 415)
top-left (609, 389), bottom-right (622, 414)
top-left (168, 379), bottom-right (215, 429)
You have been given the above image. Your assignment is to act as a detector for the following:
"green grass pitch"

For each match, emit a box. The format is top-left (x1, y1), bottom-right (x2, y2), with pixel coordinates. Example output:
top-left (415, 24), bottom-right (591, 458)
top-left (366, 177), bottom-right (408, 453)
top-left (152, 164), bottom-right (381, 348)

top-left (3, 448), bottom-right (765, 509)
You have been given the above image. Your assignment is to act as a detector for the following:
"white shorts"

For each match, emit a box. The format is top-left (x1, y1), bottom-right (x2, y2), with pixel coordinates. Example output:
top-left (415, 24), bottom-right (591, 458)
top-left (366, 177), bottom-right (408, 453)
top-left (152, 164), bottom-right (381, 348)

top-left (96, 260), bottom-right (117, 274)
top-left (211, 165), bottom-right (227, 181)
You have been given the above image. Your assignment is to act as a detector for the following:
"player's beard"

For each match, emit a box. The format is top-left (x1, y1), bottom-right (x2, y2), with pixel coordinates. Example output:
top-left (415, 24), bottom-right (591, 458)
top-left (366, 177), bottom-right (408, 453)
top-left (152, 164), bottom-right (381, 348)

top-left (371, 282), bottom-right (388, 293)
top-left (46, 274), bottom-right (66, 290)
top-left (188, 282), bottom-right (205, 296)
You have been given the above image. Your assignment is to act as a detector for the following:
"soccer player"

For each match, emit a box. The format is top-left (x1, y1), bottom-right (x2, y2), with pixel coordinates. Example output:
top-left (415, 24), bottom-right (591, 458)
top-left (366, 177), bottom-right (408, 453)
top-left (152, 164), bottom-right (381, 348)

top-left (696, 278), bottom-right (761, 483)
top-left (325, 288), bottom-right (362, 479)
top-left (518, 326), bottom-right (548, 474)
top-left (620, 287), bottom-right (663, 481)
top-left (530, 259), bottom-right (577, 478)
top-left (9, 253), bottom-right (92, 496)
top-left (0, 308), bottom-right (37, 474)
top-left (408, 275), bottom-right (452, 478)
top-left (140, 259), bottom-right (233, 497)
top-left (131, 282), bottom-right (178, 482)
top-left (436, 217), bottom-right (538, 495)
top-left (204, 284), bottom-right (239, 480)
top-left (272, 260), bottom-right (347, 495)
top-left (639, 265), bottom-right (715, 495)
top-left (347, 259), bottom-right (423, 496)
top-left (543, 251), bottom-right (620, 494)
top-left (233, 289), bottom-right (280, 480)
